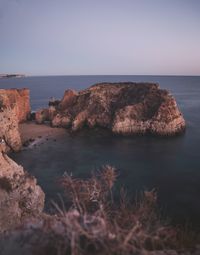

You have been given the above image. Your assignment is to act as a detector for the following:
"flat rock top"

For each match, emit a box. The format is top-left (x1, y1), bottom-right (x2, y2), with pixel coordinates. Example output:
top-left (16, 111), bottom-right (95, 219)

top-left (90, 82), bottom-right (159, 88)
top-left (85, 82), bottom-right (160, 92)
top-left (78, 82), bottom-right (170, 102)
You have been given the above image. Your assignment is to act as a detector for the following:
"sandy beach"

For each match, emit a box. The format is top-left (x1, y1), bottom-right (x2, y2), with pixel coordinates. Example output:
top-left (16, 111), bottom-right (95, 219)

top-left (19, 122), bottom-right (67, 148)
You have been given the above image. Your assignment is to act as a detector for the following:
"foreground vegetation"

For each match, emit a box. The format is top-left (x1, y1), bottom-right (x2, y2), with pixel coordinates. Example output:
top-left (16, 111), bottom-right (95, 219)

top-left (0, 166), bottom-right (199, 255)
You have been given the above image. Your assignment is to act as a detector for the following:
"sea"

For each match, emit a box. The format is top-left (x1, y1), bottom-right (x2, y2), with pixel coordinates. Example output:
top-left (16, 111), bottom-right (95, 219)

top-left (0, 75), bottom-right (200, 227)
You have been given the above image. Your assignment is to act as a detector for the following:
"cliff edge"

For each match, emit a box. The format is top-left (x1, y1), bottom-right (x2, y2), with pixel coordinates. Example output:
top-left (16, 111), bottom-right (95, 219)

top-left (0, 88), bottom-right (30, 122)
top-left (0, 88), bottom-right (44, 232)
top-left (0, 145), bottom-right (44, 232)
top-left (0, 88), bottom-right (31, 151)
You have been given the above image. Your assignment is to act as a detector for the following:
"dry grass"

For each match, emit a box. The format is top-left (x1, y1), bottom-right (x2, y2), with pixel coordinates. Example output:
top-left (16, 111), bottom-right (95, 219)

top-left (0, 166), bottom-right (199, 255)
top-left (59, 165), bottom-right (117, 214)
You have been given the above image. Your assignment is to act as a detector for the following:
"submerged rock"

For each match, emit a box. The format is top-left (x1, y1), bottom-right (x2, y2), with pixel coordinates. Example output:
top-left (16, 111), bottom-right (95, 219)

top-left (36, 83), bottom-right (185, 136)
top-left (0, 149), bottom-right (44, 232)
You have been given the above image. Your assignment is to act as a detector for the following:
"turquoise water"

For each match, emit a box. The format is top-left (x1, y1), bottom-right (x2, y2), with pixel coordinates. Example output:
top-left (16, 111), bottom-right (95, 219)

top-left (1, 75), bottom-right (200, 227)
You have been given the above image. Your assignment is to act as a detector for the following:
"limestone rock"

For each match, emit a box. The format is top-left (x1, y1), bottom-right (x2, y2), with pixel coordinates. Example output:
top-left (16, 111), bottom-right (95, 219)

top-left (36, 83), bottom-right (185, 136)
top-left (0, 151), bottom-right (45, 232)
top-left (35, 108), bottom-right (49, 124)
top-left (0, 88), bottom-right (44, 232)
top-left (0, 88), bottom-right (31, 151)
top-left (48, 105), bottom-right (57, 120)
top-left (52, 112), bottom-right (71, 128)
top-left (0, 107), bottom-right (22, 152)
top-left (0, 88), bottom-right (30, 123)
top-left (59, 89), bottom-right (78, 110)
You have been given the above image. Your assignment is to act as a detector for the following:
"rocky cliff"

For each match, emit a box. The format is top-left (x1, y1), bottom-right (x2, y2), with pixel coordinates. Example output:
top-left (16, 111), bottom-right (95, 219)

top-left (0, 88), bottom-right (30, 123)
top-left (0, 89), bottom-right (44, 232)
top-left (36, 83), bottom-right (185, 136)
top-left (0, 145), bottom-right (44, 232)
top-left (0, 88), bottom-right (31, 151)
top-left (0, 108), bottom-right (22, 152)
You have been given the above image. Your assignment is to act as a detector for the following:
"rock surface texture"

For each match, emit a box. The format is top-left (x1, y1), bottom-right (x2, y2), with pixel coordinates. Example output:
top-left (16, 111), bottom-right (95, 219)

top-left (0, 147), bottom-right (44, 232)
top-left (36, 83), bottom-right (186, 136)
top-left (0, 88), bottom-right (30, 122)
top-left (0, 89), bottom-right (44, 232)
top-left (0, 88), bottom-right (31, 151)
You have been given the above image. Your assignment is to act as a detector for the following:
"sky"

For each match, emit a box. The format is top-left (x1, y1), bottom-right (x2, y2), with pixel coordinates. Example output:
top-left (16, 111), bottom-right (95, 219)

top-left (0, 0), bottom-right (200, 76)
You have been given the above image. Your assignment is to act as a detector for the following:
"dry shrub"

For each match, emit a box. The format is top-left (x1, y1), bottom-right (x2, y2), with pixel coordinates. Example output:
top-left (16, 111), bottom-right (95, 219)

top-left (0, 166), bottom-right (199, 255)
top-left (59, 165), bottom-right (117, 214)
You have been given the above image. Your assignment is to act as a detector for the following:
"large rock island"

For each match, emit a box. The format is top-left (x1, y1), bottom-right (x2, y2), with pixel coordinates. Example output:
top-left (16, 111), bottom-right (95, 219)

top-left (36, 83), bottom-right (185, 136)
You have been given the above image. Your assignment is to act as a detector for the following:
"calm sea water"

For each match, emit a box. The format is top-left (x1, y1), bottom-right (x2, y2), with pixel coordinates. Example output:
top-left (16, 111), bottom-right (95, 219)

top-left (0, 75), bottom-right (200, 227)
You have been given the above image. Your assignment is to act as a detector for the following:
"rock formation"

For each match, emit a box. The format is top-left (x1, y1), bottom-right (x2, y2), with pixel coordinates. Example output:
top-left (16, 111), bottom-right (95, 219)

top-left (0, 88), bottom-right (44, 232)
top-left (0, 88), bottom-right (30, 123)
top-left (0, 145), bottom-right (44, 232)
top-left (0, 88), bottom-right (31, 151)
top-left (36, 83), bottom-right (185, 136)
top-left (35, 108), bottom-right (49, 124)
top-left (0, 108), bottom-right (22, 152)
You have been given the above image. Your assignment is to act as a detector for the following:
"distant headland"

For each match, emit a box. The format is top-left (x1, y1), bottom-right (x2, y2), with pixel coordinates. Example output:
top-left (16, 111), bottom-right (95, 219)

top-left (0, 74), bottom-right (25, 79)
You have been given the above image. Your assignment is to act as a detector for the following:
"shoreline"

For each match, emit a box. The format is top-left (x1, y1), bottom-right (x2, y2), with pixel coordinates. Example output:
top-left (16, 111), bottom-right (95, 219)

top-left (19, 121), bottom-right (67, 149)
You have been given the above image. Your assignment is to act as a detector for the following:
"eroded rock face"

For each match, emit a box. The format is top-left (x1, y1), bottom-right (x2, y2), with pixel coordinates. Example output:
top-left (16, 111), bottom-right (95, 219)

top-left (0, 88), bottom-right (31, 151)
top-left (35, 108), bottom-right (49, 124)
top-left (0, 107), bottom-right (22, 152)
top-left (0, 88), bottom-right (31, 123)
top-left (0, 89), bottom-right (44, 232)
top-left (59, 89), bottom-right (78, 110)
top-left (36, 83), bottom-right (185, 136)
top-left (0, 149), bottom-right (45, 232)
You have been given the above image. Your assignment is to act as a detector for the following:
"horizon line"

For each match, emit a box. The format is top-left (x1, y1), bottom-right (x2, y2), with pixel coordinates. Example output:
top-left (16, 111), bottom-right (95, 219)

top-left (1, 73), bottom-right (200, 77)
top-left (13, 74), bottom-right (200, 77)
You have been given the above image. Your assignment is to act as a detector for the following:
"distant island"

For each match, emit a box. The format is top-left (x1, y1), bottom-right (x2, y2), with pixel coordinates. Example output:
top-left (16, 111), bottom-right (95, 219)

top-left (0, 74), bottom-right (25, 79)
